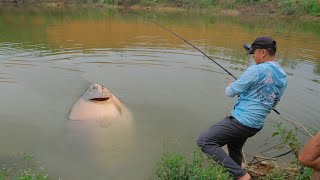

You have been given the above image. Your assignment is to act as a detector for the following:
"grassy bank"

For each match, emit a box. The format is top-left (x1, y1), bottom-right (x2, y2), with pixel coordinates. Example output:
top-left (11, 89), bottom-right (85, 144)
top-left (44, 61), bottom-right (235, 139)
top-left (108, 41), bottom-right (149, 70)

top-left (0, 153), bottom-right (49, 180)
top-left (154, 149), bottom-right (313, 179)
top-left (154, 149), bottom-right (231, 179)
top-left (2, 0), bottom-right (319, 17)
top-left (0, 122), bottom-right (316, 179)
top-left (153, 121), bottom-right (317, 179)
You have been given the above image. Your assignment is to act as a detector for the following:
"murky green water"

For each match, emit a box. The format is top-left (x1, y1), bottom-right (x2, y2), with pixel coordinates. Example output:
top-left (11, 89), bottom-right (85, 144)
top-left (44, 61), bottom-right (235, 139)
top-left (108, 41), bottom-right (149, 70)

top-left (0, 8), bottom-right (319, 179)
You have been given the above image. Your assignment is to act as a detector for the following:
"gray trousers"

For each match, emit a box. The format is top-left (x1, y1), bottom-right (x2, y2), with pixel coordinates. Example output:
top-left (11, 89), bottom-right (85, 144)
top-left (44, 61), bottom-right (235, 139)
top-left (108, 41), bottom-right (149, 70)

top-left (197, 116), bottom-right (261, 179)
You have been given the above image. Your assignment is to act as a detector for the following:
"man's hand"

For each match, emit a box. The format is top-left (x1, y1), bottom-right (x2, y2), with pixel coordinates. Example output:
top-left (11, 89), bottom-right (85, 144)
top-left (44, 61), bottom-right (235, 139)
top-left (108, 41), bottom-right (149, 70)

top-left (227, 82), bottom-right (232, 86)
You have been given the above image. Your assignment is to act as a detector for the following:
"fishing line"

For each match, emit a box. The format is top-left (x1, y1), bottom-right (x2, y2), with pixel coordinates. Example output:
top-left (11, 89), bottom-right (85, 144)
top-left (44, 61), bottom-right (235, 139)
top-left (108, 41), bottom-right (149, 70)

top-left (151, 22), bottom-right (285, 112)
top-left (152, 21), bottom-right (313, 141)
top-left (152, 21), bottom-right (238, 80)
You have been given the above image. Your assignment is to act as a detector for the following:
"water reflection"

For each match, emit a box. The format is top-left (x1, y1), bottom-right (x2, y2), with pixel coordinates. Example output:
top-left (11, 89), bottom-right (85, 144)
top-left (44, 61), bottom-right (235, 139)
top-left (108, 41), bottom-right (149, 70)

top-left (1, 9), bottom-right (319, 73)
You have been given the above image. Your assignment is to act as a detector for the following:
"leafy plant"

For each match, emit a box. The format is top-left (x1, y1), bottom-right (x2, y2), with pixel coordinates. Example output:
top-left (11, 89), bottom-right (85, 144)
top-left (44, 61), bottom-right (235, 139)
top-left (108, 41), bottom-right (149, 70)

top-left (280, 0), bottom-right (320, 16)
top-left (295, 166), bottom-right (313, 180)
top-left (306, 0), bottom-right (320, 16)
top-left (272, 121), bottom-right (315, 179)
top-left (0, 153), bottom-right (49, 180)
top-left (272, 122), bottom-right (301, 158)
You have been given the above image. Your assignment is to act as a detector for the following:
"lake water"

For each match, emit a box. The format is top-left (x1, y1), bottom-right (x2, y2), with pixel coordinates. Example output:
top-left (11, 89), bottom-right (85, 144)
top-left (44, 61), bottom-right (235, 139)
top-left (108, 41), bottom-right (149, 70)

top-left (0, 8), bottom-right (319, 179)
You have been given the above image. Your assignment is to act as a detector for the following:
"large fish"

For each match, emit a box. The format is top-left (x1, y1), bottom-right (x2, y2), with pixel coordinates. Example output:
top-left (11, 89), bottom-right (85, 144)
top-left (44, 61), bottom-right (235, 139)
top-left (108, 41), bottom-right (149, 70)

top-left (66, 83), bottom-right (134, 168)
top-left (69, 83), bottom-right (130, 127)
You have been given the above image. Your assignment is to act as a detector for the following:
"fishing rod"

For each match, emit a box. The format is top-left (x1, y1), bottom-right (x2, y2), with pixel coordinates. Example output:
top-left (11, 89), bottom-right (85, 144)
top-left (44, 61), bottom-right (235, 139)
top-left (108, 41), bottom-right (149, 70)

top-left (152, 21), bottom-right (313, 139)
top-left (152, 21), bottom-right (238, 81)
top-left (152, 22), bottom-right (283, 114)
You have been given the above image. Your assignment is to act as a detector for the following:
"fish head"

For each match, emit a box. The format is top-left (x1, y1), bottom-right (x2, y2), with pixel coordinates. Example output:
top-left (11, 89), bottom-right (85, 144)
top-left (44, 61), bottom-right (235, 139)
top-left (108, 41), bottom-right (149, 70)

top-left (83, 83), bottom-right (112, 102)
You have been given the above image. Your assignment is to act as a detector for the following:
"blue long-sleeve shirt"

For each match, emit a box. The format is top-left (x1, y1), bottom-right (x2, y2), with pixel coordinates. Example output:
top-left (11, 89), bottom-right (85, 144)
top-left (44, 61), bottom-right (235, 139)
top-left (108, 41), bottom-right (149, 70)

top-left (225, 61), bottom-right (287, 129)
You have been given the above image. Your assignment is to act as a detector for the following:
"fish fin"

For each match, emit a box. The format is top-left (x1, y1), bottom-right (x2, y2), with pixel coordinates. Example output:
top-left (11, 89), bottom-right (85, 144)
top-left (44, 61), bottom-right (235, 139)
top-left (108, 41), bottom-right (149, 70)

top-left (111, 95), bottom-right (123, 115)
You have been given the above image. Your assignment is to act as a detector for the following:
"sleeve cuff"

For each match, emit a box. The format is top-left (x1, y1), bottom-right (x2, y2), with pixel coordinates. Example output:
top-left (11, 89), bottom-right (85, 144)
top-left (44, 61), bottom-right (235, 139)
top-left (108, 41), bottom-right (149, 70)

top-left (226, 86), bottom-right (237, 98)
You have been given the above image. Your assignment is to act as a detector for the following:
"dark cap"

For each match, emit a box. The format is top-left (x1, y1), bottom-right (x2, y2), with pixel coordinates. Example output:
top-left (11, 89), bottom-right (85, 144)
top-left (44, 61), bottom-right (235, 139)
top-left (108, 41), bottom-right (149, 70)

top-left (243, 36), bottom-right (277, 54)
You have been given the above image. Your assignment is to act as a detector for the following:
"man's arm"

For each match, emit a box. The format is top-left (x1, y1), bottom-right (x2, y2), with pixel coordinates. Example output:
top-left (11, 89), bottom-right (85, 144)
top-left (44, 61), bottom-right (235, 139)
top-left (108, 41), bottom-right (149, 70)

top-left (225, 65), bottom-right (258, 98)
top-left (298, 132), bottom-right (320, 170)
top-left (226, 83), bottom-right (237, 98)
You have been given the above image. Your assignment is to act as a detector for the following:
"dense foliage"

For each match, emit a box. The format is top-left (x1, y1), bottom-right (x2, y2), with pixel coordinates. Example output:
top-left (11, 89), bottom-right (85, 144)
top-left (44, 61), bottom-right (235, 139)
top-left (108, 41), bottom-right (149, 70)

top-left (2, 0), bottom-right (319, 16)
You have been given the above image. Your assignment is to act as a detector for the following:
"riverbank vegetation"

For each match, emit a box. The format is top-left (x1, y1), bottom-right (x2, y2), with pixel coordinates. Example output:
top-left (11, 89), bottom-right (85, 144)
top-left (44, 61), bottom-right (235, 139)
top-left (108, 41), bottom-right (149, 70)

top-left (154, 149), bottom-right (313, 179)
top-left (154, 149), bottom-right (231, 179)
top-left (0, 153), bottom-right (49, 180)
top-left (0, 126), bottom-right (315, 179)
top-left (154, 121), bottom-right (316, 179)
top-left (1, 0), bottom-right (319, 17)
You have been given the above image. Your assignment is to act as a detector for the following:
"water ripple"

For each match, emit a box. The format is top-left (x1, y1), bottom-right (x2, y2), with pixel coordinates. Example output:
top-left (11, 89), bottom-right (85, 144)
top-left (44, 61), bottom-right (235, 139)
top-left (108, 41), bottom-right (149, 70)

top-left (84, 61), bottom-right (171, 67)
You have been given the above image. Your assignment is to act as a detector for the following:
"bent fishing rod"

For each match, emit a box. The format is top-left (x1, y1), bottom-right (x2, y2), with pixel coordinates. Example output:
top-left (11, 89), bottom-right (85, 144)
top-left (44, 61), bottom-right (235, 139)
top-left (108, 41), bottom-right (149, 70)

top-left (152, 21), bottom-right (312, 138)
top-left (152, 22), bottom-right (282, 112)
top-left (153, 22), bottom-right (238, 81)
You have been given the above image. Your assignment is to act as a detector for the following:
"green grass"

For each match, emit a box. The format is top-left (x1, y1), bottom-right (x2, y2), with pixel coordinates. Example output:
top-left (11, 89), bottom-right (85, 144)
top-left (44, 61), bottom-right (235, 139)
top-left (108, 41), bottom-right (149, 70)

top-left (154, 148), bottom-right (314, 180)
top-left (138, 0), bottom-right (215, 8)
top-left (280, 0), bottom-right (320, 16)
top-left (280, 0), bottom-right (319, 15)
top-left (2, 0), bottom-right (320, 17)
top-left (154, 120), bottom-right (317, 180)
top-left (77, 0), bottom-right (320, 16)
top-left (154, 149), bottom-right (231, 179)
top-left (265, 166), bottom-right (313, 180)
top-left (0, 153), bottom-right (49, 180)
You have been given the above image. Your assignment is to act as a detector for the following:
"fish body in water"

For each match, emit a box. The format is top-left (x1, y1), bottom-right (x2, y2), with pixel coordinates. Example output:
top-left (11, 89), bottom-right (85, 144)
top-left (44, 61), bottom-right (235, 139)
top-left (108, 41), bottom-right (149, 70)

top-left (69, 83), bottom-right (130, 127)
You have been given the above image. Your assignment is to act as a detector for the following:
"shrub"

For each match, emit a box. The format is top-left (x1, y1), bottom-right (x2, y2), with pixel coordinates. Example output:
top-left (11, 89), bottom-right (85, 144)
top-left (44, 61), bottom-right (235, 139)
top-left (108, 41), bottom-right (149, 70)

top-left (280, 0), bottom-right (320, 16)
top-left (306, 0), bottom-right (320, 16)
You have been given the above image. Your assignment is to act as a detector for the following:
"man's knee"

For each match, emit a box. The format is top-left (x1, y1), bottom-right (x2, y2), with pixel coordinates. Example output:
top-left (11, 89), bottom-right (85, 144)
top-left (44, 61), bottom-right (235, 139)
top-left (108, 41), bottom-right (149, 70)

top-left (196, 134), bottom-right (206, 147)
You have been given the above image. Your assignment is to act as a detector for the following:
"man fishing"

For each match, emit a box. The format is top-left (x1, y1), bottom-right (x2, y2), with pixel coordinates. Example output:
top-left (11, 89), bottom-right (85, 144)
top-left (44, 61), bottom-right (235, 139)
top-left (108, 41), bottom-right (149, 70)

top-left (197, 36), bottom-right (287, 180)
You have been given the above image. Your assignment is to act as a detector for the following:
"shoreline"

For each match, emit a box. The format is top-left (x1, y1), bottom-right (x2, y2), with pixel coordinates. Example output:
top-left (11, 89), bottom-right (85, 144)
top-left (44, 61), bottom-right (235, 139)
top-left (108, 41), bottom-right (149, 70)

top-left (0, 2), bottom-right (319, 21)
